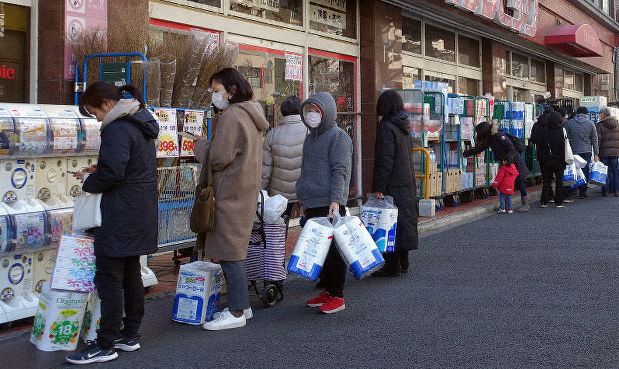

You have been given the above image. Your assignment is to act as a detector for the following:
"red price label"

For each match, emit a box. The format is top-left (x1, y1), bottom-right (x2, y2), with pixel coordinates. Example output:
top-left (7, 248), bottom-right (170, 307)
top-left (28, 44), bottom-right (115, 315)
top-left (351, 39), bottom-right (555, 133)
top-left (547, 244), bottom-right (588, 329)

top-left (182, 140), bottom-right (195, 152)
top-left (159, 140), bottom-right (177, 152)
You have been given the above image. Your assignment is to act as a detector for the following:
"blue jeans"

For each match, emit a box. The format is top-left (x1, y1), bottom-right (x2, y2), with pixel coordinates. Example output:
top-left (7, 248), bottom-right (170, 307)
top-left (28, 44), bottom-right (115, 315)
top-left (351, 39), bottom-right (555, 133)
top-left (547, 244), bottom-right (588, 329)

top-left (601, 156), bottom-right (619, 194)
top-left (500, 193), bottom-right (513, 211)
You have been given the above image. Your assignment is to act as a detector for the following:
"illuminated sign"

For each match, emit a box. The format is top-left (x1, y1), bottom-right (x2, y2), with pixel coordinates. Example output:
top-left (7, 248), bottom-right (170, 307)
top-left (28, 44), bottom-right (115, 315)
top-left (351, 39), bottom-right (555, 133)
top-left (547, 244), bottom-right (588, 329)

top-left (0, 65), bottom-right (15, 80)
top-left (445, 0), bottom-right (538, 37)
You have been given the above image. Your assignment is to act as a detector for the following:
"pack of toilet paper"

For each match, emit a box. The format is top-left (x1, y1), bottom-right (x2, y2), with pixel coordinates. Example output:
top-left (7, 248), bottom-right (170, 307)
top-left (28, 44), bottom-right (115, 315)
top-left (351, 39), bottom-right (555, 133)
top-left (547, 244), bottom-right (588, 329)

top-left (333, 216), bottom-right (385, 279)
top-left (360, 196), bottom-right (398, 253)
top-left (81, 291), bottom-right (101, 343)
top-left (172, 261), bottom-right (223, 325)
top-left (30, 282), bottom-right (89, 351)
top-left (287, 217), bottom-right (334, 281)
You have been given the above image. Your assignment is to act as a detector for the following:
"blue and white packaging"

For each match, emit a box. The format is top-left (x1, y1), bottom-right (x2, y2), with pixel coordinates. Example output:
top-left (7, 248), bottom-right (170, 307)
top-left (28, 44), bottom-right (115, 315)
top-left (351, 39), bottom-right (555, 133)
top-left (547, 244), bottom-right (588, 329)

top-left (172, 261), bottom-right (223, 325)
top-left (563, 163), bottom-right (577, 185)
top-left (333, 216), bottom-right (385, 279)
top-left (589, 161), bottom-right (608, 186)
top-left (287, 218), bottom-right (333, 281)
top-left (360, 196), bottom-right (398, 253)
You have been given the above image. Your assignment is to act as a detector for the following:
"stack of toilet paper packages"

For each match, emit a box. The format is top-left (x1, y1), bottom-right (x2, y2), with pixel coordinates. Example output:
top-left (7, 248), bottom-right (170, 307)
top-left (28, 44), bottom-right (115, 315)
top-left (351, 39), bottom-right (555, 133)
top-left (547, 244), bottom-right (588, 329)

top-left (287, 217), bottom-right (334, 281)
top-left (30, 282), bottom-right (89, 351)
top-left (81, 292), bottom-right (102, 343)
top-left (257, 190), bottom-right (288, 224)
top-left (333, 216), bottom-right (385, 279)
top-left (359, 196), bottom-right (398, 253)
top-left (172, 261), bottom-right (223, 325)
top-left (51, 234), bottom-right (96, 293)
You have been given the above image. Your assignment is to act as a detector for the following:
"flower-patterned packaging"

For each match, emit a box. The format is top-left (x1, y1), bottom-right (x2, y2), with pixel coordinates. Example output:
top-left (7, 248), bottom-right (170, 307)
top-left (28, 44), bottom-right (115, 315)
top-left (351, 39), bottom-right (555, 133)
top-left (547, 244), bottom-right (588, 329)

top-left (47, 209), bottom-right (73, 245)
top-left (12, 211), bottom-right (48, 250)
top-left (51, 235), bottom-right (95, 293)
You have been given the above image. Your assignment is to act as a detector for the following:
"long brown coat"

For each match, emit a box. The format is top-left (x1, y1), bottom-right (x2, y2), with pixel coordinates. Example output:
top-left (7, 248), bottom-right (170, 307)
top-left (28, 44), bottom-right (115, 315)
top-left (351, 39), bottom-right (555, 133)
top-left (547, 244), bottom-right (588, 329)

top-left (196, 100), bottom-right (268, 261)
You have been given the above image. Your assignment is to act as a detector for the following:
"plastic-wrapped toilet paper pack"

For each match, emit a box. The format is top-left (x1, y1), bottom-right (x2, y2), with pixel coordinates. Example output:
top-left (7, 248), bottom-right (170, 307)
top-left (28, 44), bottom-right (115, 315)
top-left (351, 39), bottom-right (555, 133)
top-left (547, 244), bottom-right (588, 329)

top-left (172, 261), bottom-right (223, 325)
top-left (333, 216), bottom-right (385, 279)
top-left (287, 217), bottom-right (334, 281)
top-left (81, 291), bottom-right (101, 343)
top-left (360, 196), bottom-right (398, 253)
top-left (30, 282), bottom-right (89, 352)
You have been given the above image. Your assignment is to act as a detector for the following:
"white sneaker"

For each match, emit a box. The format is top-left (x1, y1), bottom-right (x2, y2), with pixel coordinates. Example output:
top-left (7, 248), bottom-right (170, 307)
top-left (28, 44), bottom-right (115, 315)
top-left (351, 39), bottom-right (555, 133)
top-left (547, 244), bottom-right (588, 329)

top-left (213, 307), bottom-right (253, 320)
top-left (202, 310), bottom-right (246, 331)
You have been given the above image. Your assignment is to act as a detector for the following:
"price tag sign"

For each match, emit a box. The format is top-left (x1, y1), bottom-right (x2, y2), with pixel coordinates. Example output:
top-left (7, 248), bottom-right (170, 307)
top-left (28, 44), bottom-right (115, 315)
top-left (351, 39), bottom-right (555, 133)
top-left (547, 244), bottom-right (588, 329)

top-left (285, 53), bottom-right (303, 82)
top-left (180, 110), bottom-right (204, 157)
top-left (154, 108), bottom-right (179, 158)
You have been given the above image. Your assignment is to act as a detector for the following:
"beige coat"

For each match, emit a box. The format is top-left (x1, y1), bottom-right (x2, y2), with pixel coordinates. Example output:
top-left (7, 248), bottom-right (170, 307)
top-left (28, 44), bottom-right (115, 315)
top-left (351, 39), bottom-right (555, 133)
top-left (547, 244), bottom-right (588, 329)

top-left (196, 100), bottom-right (268, 261)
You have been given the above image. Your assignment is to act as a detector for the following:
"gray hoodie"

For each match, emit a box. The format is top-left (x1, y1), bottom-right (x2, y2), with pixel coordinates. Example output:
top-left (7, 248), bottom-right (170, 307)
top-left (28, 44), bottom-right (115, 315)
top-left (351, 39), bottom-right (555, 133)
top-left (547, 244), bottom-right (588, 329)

top-left (564, 113), bottom-right (599, 155)
top-left (296, 92), bottom-right (352, 209)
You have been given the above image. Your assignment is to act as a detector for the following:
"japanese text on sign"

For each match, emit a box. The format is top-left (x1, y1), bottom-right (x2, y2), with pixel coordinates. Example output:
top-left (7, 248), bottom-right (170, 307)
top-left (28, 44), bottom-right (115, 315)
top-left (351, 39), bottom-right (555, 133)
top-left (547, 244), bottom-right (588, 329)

top-left (285, 53), bottom-right (303, 82)
top-left (232, 0), bottom-right (281, 12)
top-left (310, 4), bottom-right (346, 29)
top-left (311, 0), bottom-right (346, 12)
top-left (154, 108), bottom-right (179, 158)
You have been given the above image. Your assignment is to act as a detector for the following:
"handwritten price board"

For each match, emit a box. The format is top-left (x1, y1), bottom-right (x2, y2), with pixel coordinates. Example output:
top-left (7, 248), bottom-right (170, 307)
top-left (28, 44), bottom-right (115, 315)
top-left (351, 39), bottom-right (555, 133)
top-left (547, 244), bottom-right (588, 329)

top-left (180, 110), bottom-right (205, 157)
top-left (154, 108), bottom-right (179, 158)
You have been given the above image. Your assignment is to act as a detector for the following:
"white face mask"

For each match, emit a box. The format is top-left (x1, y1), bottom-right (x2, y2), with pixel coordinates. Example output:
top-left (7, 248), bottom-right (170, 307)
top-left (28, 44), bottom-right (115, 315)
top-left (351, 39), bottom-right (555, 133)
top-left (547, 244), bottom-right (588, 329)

top-left (212, 91), bottom-right (229, 110)
top-left (304, 112), bottom-right (322, 128)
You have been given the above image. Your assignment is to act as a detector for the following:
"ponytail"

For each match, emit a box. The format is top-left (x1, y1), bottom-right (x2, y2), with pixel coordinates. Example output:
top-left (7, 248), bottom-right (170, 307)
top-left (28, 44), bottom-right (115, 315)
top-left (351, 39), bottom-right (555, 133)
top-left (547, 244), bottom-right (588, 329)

top-left (119, 85), bottom-right (145, 108)
top-left (79, 81), bottom-right (144, 117)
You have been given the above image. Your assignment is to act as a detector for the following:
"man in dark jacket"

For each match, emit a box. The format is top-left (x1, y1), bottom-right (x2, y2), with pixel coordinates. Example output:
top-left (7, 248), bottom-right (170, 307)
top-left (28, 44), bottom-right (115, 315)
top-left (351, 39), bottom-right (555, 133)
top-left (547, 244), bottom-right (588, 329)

top-left (463, 121), bottom-right (531, 212)
top-left (597, 107), bottom-right (619, 197)
top-left (372, 89), bottom-right (418, 276)
top-left (531, 111), bottom-right (567, 207)
top-left (564, 106), bottom-right (599, 198)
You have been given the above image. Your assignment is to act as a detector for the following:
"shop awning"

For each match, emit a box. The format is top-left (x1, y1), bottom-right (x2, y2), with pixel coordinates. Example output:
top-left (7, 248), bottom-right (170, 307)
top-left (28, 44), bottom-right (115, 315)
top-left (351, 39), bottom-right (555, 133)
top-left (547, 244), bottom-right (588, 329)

top-left (544, 24), bottom-right (603, 57)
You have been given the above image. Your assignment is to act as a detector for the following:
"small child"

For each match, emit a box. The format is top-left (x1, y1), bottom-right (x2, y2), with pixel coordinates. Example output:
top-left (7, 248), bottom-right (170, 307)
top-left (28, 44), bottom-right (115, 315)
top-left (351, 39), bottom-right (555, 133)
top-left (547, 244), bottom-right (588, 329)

top-left (492, 154), bottom-right (520, 214)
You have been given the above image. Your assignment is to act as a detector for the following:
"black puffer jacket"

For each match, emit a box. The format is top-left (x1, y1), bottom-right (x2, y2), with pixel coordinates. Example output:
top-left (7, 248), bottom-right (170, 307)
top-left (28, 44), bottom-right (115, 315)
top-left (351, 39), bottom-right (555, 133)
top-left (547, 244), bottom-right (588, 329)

top-left (372, 111), bottom-right (418, 251)
top-left (82, 109), bottom-right (159, 257)
top-left (534, 112), bottom-right (566, 169)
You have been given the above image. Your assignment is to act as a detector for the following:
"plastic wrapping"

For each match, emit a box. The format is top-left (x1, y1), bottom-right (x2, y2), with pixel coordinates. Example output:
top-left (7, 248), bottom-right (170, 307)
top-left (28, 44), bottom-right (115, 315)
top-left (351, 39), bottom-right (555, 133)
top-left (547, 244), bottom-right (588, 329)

top-left (51, 235), bottom-right (96, 293)
top-left (589, 161), bottom-right (608, 186)
top-left (0, 211), bottom-right (13, 254)
top-left (159, 61), bottom-right (177, 107)
top-left (131, 60), bottom-right (162, 107)
top-left (172, 261), bottom-right (223, 325)
top-left (15, 118), bottom-right (50, 155)
top-left (0, 107), bottom-right (16, 156)
top-left (12, 211), bottom-right (47, 250)
top-left (173, 30), bottom-right (215, 107)
top-left (287, 217), bottom-right (334, 281)
top-left (47, 209), bottom-right (73, 245)
top-left (359, 195), bottom-right (398, 253)
top-left (81, 291), bottom-right (101, 343)
top-left (333, 216), bottom-right (384, 279)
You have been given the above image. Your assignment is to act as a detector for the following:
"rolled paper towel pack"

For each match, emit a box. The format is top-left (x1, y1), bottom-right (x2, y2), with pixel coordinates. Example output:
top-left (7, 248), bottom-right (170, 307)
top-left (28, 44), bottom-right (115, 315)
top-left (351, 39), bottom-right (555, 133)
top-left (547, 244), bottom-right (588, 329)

top-left (287, 217), bottom-right (334, 281)
top-left (333, 216), bottom-right (385, 279)
top-left (359, 196), bottom-right (398, 253)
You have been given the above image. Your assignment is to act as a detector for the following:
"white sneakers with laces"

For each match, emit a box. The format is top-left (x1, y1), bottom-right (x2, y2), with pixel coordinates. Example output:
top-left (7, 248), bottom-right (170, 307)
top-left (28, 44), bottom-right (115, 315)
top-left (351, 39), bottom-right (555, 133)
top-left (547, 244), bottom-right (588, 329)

top-left (203, 310), bottom-right (246, 331)
top-left (212, 307), bottom-right (253, 320)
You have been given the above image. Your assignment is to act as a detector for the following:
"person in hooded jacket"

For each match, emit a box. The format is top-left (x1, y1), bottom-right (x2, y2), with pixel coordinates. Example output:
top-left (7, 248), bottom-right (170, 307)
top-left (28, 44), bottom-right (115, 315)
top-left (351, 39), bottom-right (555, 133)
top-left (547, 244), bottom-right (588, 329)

top-left (532, 111), bottom-right (567, 207)
top-left (463, 122), bottom-right (531, 212)
top-left (597, 107), bottom-right (619, 197)
top-left (193, 68), bottom-right (269, 331)
top-left (371, 90), bottom-right (418, 277)
top-left (491, 154), bottom-right (519, 214)
top-left (297, 92), bottom-right (353, 314)
top-left (564, 106), bottom-right (599, 198)
top-left (67, 82), bottom-right (159, 365)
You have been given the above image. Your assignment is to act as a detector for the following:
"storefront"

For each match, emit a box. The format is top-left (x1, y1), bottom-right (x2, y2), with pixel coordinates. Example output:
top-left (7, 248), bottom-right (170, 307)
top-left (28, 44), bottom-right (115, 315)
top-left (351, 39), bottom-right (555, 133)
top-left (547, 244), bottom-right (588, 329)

top-left (0, 1), bottom-right (31, 103)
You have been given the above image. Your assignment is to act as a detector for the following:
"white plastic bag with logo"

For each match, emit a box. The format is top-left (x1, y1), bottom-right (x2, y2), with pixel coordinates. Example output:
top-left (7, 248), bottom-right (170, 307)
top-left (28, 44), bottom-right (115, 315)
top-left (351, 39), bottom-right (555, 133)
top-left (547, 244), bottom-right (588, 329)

top-left (333, 216), bottom-right (385, 279)
top-left (360, 195), bottom-right (398, 253)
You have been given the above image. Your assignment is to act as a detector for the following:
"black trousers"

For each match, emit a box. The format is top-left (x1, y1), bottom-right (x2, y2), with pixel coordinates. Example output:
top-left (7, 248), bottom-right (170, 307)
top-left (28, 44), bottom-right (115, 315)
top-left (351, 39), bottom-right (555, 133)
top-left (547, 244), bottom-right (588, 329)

top-left (94, 255), bottom-right (144, 349)
top-left (541, 163), bottom-right (564, 206)
top-left (305, 205), bottom-right (347, 298)
top-left (382, 251), bottom-right (410, 274)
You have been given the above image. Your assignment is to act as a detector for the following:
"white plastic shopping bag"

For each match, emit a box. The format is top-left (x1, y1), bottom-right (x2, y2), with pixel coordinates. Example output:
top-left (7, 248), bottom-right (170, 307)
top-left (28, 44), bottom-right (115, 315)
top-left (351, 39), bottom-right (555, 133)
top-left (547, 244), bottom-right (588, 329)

top-left (81, 291), bottom-right (101, 342)
top-left (72, 193), bottom-right (102, 231)
top-left (172, 261), bottom-right (223, 325)
top-left (264, 194), bottom-right (288, 223)
top-left (287, 217), bottom-right (333, 281)
top-left (333, 216), bottom-right (385, 279)
top-left (359, 195), bottom-right (398, 253)
top-left (563, 162), bottom-right (577, 185)
top-left (589, 161), bottom-right (608, 186)
top-left (572, 155), bottom-right (588, 169)
top-left (30, 282), bottom-right (89, 352)
top-left (570, 167), bottom-right (587, 189)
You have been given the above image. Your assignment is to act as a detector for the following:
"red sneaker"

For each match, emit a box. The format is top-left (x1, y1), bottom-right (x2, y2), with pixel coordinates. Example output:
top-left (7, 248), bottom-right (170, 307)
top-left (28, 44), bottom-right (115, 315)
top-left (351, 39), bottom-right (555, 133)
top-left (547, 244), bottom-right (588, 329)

top-left (306, 292), bottom-right (330, 307)
top-left (319, 296), bottom-right (346, 314)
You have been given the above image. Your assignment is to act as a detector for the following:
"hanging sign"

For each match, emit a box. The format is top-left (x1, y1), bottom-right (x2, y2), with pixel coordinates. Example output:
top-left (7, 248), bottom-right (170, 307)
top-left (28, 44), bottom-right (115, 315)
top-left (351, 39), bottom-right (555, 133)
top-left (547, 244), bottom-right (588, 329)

top-left (444, 0), bottom-right (538, 37)
top-left (311, 0), bottom-right (346, 12)
top-left (310, 4), bottom-right (346, 30)
top-left (154, 108), bottom-right (179, 158)
top-left (180, 110), bottom-right (204, 157)
top-left (285, 53), bottom-right (303, 82)
top-left (232, 0), bottom-right (281, 12)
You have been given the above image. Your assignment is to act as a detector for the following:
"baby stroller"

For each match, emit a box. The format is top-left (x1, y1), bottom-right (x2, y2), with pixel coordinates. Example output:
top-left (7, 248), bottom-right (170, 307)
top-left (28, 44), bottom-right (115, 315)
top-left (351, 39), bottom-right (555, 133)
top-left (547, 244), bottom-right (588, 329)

top-left (246, 192), bottom-right (288, 307)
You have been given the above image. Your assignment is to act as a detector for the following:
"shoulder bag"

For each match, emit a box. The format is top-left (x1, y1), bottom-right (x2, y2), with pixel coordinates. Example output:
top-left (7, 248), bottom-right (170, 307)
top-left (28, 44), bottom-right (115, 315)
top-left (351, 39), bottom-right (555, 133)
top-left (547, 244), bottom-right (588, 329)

top-left (73, 193), bottom-right (102, 232)
top-left (563, 128), bottom-right (574, 165)
top-left (190, 161), bottom-right (216, 233)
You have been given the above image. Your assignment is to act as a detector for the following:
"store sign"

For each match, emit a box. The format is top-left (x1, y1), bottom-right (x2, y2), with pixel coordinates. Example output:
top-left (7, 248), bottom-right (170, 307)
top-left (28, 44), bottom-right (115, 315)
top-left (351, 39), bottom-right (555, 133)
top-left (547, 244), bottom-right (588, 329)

top-left (312, 0), bottom-right (346, 12)
top-left (445, 0), bottom-right (538, 37)
top-left (310, 4), bottom-right (346, 30)
top-left (0, 65), bottom-right (15, 80)
top-left (285, 53), bottom-right (303, 81)
top-left (232, 0), bottom-right (281, 13)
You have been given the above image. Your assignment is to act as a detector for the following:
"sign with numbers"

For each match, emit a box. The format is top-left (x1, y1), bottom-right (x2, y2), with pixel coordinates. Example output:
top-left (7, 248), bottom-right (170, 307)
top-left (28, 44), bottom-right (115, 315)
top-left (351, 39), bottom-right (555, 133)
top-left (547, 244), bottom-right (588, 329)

top-left (180, 110), bottom-right (205, 157)
top-left (154, 108), bottom-right (179, 158)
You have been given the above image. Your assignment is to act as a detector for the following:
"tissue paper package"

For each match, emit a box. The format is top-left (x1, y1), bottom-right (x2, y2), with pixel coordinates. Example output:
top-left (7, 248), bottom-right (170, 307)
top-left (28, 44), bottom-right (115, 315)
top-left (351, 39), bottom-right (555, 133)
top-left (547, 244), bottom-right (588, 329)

top-left (287, 218), bottom-right (333, 281)
top-left (172, 261), bottom-right (223, 325)
top-left (333, 216), bottom-right (385, 279)
top-left (359, 198), bottom-right (398, 253)
top-left (30, 283), bottom-right (89, 352)
top-left (81, 291), bottom-right (101, 343)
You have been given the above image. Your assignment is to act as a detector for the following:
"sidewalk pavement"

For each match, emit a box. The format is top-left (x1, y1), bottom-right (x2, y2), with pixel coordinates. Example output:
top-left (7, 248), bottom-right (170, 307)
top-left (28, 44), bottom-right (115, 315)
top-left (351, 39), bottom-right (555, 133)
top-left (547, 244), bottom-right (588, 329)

top-left (0, 186), bottom-right (541, 340)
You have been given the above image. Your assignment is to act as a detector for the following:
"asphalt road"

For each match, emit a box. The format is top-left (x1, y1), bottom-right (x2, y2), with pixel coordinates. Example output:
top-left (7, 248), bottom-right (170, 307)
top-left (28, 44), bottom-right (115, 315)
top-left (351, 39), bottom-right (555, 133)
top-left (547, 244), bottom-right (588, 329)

top-left (3, 195), bottom-right (618, 369)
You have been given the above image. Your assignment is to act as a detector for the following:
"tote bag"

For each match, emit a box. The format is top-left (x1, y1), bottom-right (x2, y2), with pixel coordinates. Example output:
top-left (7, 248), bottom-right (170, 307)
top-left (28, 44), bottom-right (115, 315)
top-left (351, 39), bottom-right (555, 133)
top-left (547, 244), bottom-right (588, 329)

top-left (72, 193), bottom-right (102, 231)
top-left (563, 128), bottom-right (574, 165)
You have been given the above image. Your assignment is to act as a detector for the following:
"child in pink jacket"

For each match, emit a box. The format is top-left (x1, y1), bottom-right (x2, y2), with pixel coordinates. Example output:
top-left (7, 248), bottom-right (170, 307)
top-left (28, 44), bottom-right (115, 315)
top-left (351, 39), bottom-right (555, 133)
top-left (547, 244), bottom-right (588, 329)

top-left (492, 154), bottom-right (520, 214)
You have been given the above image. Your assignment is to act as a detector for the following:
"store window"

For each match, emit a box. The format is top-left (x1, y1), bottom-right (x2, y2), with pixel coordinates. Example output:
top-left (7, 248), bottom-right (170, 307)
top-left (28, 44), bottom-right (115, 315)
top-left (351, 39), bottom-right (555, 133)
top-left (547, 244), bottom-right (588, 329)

top-left (309, 0), bottom-right (357, 39)
top-left (530, 58), bottom-right (545, 83)
top-left (458, 77), bottom-right (479, 96)
top-left (424, 24), bottom-right (455, 63)
top-left (425, 73), bottom-right (455, 93)
top-left (564, 70), bottom-right (575, 91)
top-left (575, 73), bottom-right (583, 92)
top-left (402, 17), bottom-right (421, 54)
top-left (237, 46), bottom-right (302, 128)
top-left (230, 0), bottom-right (303, 27)
top-left (186, 0), bottom-right (221, 7)
top-left (512, 87), bottom-right (529, 102)
top-left (0, 3), bottom-right (29, 103)
top-left (403, 66), bottom-right (420, 89)
top-left (511, 53), bottom-right (529, 79)
top-left (505, 50), bottom-right (511, 75)
top-left (457, 35), bottom-right (480, 68)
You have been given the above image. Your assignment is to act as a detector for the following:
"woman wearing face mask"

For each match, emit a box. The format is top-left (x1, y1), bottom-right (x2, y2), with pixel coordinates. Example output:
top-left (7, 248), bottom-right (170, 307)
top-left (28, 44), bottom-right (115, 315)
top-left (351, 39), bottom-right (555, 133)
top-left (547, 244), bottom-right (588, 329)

top-left (195, 68), bottom-right (269, 330)
top-left (66, 82), bottom-right (159, 365)
top-left (297, 92), bottom-right (353, 314)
